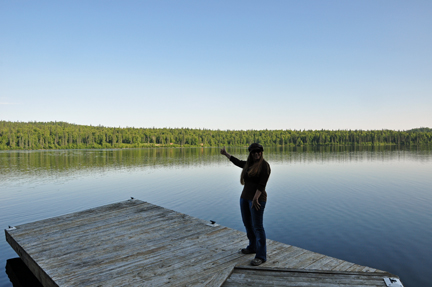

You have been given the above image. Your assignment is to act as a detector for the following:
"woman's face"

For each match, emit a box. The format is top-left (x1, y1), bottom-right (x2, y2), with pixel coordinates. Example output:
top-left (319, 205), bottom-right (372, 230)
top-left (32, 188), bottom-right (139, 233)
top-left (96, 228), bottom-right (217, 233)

top-left (252, 151), bottom-right (262, 161)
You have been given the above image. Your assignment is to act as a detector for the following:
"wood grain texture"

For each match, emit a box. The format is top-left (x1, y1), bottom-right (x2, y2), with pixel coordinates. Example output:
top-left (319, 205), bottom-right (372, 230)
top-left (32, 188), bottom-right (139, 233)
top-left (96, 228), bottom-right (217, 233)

top-left (5, 199), bottom-right (399, 287)
top-left (222, 267), bottom-right (396, 287)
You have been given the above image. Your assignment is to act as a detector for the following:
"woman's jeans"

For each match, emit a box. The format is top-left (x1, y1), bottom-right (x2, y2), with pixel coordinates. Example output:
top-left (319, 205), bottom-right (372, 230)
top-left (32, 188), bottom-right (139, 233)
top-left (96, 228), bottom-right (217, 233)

top-left (240, 198), bottom-right (266, 261)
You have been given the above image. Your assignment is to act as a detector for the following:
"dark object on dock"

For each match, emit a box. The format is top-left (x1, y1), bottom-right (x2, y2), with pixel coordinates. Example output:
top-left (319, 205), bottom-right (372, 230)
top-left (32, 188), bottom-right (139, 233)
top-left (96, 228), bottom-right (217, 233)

top-left (6, 258), bottom-right (43, 287)
top-left (4, 199), bottom-right (403, 286)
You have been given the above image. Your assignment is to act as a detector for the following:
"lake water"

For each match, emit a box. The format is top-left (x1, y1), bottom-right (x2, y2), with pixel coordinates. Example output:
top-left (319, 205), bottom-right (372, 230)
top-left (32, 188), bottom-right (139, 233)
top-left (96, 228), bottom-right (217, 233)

top-left (1, 146), bottom-right (432, 287)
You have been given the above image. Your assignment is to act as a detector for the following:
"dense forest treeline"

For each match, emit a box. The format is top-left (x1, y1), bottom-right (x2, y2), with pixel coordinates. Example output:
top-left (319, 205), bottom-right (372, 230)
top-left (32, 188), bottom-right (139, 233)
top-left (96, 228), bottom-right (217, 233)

top-left (0, 121), bottom-right (431, 150)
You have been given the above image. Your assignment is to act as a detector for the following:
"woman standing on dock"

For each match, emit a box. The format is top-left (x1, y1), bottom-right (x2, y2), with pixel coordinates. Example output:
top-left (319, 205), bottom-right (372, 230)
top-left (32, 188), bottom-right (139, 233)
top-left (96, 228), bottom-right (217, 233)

top-left (220, 143), bottom-right (271, 266)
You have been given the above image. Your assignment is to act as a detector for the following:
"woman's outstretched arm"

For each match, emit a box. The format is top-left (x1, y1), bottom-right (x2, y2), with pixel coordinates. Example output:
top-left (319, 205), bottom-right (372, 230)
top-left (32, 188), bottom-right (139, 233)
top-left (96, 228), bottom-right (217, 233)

top-left (221, 147), bottom-right (246, 168)
top-left (220, 146), bottom-right (231, 159)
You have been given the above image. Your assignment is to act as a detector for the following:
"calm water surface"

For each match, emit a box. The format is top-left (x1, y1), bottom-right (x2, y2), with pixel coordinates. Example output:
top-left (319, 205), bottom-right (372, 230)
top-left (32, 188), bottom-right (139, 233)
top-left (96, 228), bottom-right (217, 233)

top-left (1, 146), bottom-right (432, 287)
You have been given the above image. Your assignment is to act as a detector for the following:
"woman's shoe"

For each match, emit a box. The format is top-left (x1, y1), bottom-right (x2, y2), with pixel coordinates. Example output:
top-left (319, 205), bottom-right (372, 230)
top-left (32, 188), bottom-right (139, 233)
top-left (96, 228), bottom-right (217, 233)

top-left (251, 258), bottom-right (265, 266)
top-left (241, 248), bottom-right (256, 254)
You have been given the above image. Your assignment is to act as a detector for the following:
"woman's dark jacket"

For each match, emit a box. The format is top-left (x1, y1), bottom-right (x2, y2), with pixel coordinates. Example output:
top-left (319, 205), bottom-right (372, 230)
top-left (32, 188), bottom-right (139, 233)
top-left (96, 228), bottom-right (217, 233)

top-left (230, 156), bottom-right (271, 202)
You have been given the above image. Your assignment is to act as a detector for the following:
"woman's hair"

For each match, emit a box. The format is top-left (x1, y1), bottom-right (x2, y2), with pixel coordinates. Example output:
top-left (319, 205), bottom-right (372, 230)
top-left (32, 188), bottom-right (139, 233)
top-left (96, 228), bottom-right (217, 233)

top-left (240, 153), bottom-right (268, 185)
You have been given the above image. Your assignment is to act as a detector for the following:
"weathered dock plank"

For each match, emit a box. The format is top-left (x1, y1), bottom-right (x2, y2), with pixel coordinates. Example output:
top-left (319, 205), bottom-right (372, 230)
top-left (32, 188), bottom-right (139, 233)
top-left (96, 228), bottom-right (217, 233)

top-left (5, 199), bottom-right (402, 286)
top-left (222, 267), bottom-right (396, 287)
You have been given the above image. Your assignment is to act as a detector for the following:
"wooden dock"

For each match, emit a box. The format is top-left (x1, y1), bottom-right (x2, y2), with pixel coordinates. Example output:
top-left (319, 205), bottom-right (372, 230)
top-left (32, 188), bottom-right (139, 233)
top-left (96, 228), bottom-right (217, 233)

top-left (5, 199), bottom-right (403, 286)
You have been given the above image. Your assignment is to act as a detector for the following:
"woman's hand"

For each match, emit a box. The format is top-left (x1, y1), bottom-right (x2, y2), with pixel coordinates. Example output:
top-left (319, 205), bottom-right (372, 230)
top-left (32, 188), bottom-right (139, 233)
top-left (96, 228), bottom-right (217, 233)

top-left (220, 146), bottom-right (227, 155)
top-left (220, 146), bottom-right (231, 159)
top-left (252, 189), bottom-right (262, 210)
top-left (252, 197), bottom-right (261, 210)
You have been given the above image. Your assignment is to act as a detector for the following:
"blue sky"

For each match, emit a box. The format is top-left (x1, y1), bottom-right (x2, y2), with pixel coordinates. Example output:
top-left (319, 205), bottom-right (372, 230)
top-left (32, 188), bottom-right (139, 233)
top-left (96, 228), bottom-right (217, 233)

top-left (1, 1), bottom-right (431, 130)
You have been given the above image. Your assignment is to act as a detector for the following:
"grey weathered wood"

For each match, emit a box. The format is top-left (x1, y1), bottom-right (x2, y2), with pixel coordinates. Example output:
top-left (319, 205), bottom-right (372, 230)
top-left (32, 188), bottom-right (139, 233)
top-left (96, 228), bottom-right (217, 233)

top-left (5, 199), bottom-right (401, 287)
top-left (333, 260), bottom-right (356, 271)
top-left (5, 231), bottom-right (58, 287)
top-left (222, 267), bottom-right (395, 287)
